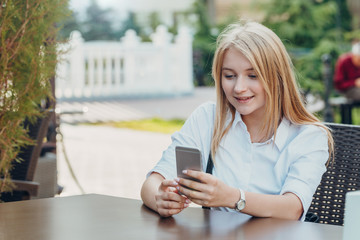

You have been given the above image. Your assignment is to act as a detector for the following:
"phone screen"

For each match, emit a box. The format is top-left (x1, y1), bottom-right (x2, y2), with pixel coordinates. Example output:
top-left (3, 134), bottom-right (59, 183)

top-left (175, 146), bottom-right (202, 184)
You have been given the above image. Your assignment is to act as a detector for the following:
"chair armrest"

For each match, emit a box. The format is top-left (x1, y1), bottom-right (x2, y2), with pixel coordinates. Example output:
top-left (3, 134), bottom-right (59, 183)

top-left (10, 179), bottom-right (40, 197)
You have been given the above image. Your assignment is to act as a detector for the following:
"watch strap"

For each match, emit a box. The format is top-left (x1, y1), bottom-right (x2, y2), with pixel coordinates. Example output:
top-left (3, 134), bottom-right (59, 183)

top-left (239, 188), bottom-right (245, 202)
top-left (235, 188), bottom-right (246, 212)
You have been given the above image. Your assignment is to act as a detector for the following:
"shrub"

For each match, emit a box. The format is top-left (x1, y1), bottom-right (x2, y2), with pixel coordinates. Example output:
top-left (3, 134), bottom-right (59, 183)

top-left (0, 0), bottom-right (69, 195)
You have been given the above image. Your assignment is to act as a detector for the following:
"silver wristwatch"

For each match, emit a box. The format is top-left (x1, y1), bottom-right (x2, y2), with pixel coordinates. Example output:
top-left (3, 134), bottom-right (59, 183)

top-left (235, 189), bottom-right (246, 212)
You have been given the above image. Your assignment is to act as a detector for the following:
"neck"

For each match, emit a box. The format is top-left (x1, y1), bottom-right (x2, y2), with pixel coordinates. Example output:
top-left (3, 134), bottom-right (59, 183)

top-left (242, 115), bottom-right (267, 143)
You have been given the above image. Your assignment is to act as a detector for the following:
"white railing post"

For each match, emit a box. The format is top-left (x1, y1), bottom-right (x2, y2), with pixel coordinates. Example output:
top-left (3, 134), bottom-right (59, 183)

top-left (174, 26), bottom-right (193, 94)
top-left (56, 30), bottom-right (85, 99)
top-left (151, 25), bottom-right (172, 93)
top-left (122, 30), bottom-right (140, 94)
top-left (68, 31), bottom-right (85, 98)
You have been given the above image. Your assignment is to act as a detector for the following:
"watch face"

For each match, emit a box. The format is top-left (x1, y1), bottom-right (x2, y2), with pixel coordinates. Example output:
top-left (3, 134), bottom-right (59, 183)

top-left (237, 200), bottom-right (246, 211)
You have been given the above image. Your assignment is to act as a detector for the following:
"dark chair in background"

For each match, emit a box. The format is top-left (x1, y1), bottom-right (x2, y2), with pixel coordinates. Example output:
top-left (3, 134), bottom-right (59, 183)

top-left (307, 122), bottom-right (360, 225)
top-left (0, 113), bottom-right (51, 202)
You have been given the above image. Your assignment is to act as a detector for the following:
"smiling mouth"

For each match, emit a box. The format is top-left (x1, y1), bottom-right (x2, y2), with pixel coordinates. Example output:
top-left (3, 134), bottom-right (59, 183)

top-left (235, 96), bottom-right (254, 101)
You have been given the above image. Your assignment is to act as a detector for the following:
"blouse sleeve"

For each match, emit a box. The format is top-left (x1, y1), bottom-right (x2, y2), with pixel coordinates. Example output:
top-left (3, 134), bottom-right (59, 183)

top-left (280, 125), bottom-right (329, 221)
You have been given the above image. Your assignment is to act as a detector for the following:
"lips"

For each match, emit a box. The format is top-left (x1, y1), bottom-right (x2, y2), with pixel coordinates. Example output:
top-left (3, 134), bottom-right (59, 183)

top-left (234, 96), bottom-right (254, 104)
top-left (236, 96), bottom-right (253, 101)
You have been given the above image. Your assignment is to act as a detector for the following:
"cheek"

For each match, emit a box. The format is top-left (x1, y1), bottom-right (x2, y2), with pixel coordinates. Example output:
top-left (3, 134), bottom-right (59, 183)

top-left (221, 79), bottom-right (232, 94)
top-left (250, 81), bottom-right (265, 94)
top-left (252, 82), bottom-right (266, 103)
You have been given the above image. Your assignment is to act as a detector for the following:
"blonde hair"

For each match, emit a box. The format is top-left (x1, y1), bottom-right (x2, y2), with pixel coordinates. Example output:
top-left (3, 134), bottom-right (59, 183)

top-left (211, 20), bottom-right (334, 163)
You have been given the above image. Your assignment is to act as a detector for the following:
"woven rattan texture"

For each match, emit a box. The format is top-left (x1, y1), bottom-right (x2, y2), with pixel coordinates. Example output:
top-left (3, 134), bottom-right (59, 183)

top-left (308, 123), bottom-right (360, 225)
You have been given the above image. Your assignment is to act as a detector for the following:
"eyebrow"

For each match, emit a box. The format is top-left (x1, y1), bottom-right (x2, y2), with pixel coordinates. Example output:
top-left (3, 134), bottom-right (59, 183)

top-left (222, 67), bottom-right (255, 71)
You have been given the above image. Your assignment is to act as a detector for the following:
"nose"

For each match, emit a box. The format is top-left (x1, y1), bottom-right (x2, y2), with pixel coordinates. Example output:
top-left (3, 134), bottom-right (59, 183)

top-left (234, 75), bottom-right (248, 93)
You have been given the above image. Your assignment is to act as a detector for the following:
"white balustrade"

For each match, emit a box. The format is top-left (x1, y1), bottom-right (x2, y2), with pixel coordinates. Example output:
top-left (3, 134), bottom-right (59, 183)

top-left (55, 26), bottom-right (194, 100)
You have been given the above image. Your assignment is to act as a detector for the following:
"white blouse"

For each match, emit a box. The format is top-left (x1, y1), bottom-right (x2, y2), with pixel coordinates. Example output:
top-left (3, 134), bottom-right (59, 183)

top-left (149, 102), bottom-right (329, 220)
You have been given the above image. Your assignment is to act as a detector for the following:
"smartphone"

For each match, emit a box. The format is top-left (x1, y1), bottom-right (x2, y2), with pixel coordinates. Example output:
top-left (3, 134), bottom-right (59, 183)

top-left (175, 146), bottom-right (203, 192)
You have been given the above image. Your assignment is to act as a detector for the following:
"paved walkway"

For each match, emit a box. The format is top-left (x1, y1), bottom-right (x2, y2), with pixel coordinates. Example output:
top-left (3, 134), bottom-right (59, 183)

top-left (57, 87), bottom-right (217, 124)
top-left (56, 87), bottom-right (216, 200)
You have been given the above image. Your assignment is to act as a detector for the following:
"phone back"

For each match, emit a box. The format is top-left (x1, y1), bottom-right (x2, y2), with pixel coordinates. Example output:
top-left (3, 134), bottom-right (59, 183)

top-left (175, 146), bottom-right (202, 180)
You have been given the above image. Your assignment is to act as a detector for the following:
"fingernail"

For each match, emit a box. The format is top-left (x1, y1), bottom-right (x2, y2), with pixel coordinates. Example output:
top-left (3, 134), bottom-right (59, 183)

top-left (184, 203), bottom-right (189, 208)
top-left (176, 186), bottom-right (180, 190)
top-left (182, 170), bottom-right (187, 174)
top-left (174, 178), bottom-right (180, 182)
top-left (185, 199), bottom-right (191, 204)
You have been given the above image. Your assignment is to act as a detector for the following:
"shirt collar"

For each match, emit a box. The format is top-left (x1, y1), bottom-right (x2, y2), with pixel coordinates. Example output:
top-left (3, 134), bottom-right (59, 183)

top-left (233, 110), bottom-right (243, 126)
top-left (273, 118), bottom-right (291, 151)
top-left (232, 111), bottom-right (248, 131)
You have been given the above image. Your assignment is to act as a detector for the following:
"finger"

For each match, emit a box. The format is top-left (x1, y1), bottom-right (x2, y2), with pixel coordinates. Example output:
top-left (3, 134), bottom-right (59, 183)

top-left (176, 185), bottom-right (213, 207)
top-left (158, 208), bottom-right (183, 217)
top-left (177, 184), bottom-right (204, 200)
top-left (160, 180), bottom-right (178, 190)
top-left (177, 178), bottom-right (202, 192)
top-left (160, 199), bottom-right (190, 210)
top-left (183, 170), bottom-right (212, 183)
top-left (155, 195), bottom-right (190, 216)
top-left (159, 190), bottom-right (191, 205)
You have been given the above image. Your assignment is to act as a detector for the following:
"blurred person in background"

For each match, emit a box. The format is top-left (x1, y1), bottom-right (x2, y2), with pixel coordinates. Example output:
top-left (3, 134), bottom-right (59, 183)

top-left (334, 40), bottom-right (360, 101)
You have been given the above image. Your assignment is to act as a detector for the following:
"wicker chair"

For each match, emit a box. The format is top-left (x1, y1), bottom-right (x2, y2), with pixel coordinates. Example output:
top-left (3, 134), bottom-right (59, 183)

top-left (307, 123), bottom-right (360, 225)
top-left (0, 113), bottom-right (51, 202)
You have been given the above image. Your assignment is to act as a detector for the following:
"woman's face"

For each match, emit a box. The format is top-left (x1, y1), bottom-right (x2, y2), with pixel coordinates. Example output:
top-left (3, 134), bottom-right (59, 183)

top-left (221, 47), bottom-right (266, 122)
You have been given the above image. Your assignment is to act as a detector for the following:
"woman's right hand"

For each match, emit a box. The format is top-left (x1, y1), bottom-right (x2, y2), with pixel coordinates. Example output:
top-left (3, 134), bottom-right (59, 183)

top-left (155, 179), bottom-right (191, 217)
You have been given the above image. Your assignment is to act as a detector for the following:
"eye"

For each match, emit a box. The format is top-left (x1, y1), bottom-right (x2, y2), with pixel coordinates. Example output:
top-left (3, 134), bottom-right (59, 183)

top-left (224, 74), bottom-right (236, 79)
top-left (248, 74), bottom-right (257, 79)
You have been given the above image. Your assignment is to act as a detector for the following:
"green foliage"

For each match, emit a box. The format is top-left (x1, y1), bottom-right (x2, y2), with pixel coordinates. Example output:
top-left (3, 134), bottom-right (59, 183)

top-left (262, 0), bottom-right (353, 96)
top-left (0, 0), bottom-right (70, 195)
top-left (191, 0), bottom-right (217, 86)
top-left (58, 0), bottom-right (142, 41)
top-left (295, 39), bottom-right (342, 94)
top-left (344, 29), bottom-right (360, 42)
top-left (82, 0), bottom-right (115, 41)
top-left (263, 0), bottom-right (340, 48)
top-left (117, 12), bottom-right (142, 39)
top-left (57, 11), bottom-right (82, 41)
top-left (149, 12), bottom-right (162, 32)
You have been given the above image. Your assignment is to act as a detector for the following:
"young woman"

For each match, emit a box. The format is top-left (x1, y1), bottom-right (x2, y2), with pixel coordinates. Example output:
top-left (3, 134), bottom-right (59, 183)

top-left (141, 20), bottom-right (334, 221)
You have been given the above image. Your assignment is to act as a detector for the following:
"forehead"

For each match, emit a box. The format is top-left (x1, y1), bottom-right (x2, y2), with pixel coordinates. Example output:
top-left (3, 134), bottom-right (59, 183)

top-left (222, 47), bottom-right (253, 70)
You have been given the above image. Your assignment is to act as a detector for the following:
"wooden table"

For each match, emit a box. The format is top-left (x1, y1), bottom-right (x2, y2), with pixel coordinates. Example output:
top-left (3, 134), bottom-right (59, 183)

top-left (0, 194), bottom-right (343, 240)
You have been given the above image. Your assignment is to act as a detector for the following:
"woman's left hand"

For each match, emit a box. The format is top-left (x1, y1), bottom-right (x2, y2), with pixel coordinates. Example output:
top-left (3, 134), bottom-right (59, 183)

top-left (175, 170), bottom-right (237, 208)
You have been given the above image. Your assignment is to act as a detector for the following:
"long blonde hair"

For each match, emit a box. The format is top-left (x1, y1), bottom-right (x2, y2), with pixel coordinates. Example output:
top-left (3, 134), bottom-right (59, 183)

top-left (211, 20), bottom-right (334, 163)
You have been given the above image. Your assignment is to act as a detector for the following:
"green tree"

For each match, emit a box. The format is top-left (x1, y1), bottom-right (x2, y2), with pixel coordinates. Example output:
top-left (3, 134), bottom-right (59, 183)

top-left (0, 0), bottom-right (69, 195)
top-left (262, 0), bottom-right (352, 94)
top-left (82, 0), bottom-right (115, 41)
top-left (191, 0), bottom-right (216, 86)
top-left (116, 12), bottom-right (142, 39)
top-left (149, 12), bottom-right (162, 32)
top-left (58, 11), bottom-right (82, 40)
